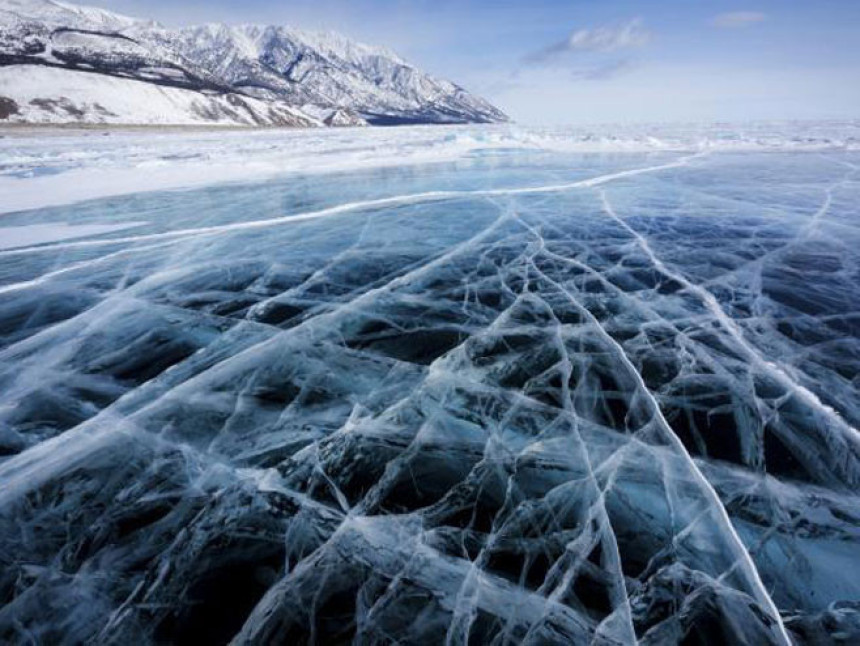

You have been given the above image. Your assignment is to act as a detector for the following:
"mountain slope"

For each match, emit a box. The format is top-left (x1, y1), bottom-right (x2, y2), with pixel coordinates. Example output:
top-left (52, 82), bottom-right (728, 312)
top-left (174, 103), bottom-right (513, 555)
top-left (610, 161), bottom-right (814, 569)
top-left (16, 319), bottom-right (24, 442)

top-left (0, 0), bottom-right (507, 127)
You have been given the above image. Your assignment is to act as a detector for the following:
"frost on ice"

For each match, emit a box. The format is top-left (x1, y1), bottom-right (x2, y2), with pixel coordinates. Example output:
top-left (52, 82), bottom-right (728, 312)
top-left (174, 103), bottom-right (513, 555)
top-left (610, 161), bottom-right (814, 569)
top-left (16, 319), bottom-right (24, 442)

top-left (0, 128), bottom-right (858, 644)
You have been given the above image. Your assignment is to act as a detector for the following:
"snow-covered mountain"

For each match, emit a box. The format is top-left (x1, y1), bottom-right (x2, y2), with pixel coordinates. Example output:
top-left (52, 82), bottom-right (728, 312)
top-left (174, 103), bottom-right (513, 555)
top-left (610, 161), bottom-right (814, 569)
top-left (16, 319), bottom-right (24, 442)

top-left (0, 0), bottom-right (508, 127)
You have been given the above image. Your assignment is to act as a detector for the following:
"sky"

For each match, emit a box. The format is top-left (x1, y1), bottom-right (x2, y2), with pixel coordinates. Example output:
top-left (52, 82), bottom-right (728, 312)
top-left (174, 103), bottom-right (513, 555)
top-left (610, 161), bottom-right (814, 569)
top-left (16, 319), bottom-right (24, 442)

top-left (82, 1), bottom-right (860, 125)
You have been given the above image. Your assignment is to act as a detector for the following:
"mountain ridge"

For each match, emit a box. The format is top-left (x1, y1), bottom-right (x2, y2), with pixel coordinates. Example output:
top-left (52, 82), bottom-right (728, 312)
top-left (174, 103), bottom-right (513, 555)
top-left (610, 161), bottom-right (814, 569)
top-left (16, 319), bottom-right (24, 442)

top-left (0, 0), bottom-right (508, 127)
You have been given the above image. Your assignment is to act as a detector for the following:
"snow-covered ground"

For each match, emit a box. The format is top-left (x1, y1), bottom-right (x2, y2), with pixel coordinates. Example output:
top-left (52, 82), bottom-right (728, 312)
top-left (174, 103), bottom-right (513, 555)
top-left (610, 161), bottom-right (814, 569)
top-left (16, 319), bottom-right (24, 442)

top-left (0, 66), bottom-right (320, 131)
top-left (1, 120), bottom-right (858, 214)
top-left (0, 122), bottom-right (858, 644)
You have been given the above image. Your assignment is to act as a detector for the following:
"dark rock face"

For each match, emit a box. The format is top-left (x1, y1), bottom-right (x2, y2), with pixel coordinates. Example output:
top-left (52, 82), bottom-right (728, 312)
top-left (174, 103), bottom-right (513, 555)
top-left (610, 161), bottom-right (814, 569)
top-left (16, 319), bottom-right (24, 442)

top-left (0, 95), bottom-right (18, 118)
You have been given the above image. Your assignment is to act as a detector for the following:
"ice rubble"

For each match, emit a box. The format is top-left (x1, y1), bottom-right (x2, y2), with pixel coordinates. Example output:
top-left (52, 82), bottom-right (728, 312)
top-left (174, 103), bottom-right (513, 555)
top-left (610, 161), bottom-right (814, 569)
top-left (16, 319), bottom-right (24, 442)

top-left (0, 128), bottom-right (858, 645)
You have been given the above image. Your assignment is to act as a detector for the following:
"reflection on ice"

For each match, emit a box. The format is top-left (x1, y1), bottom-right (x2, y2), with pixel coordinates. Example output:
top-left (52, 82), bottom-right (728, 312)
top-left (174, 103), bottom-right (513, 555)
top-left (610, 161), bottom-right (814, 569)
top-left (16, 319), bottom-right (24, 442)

top-left (0, 128), bottom-right (858, 645)
top-left (0, 221), bottom-right (148, 250)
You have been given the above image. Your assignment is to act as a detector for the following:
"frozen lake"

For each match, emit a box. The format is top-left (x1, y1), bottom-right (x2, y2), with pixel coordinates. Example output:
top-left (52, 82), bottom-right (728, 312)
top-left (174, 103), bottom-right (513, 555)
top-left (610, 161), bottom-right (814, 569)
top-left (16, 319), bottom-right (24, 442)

top-left (0, 124), bottom-right (858, 644)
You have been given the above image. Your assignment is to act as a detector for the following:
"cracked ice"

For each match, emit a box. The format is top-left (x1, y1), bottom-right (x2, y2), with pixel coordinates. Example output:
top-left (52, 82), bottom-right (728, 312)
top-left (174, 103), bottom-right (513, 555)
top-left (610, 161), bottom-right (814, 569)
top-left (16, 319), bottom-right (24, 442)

top-left (0, 125), bottom-right (858, 645)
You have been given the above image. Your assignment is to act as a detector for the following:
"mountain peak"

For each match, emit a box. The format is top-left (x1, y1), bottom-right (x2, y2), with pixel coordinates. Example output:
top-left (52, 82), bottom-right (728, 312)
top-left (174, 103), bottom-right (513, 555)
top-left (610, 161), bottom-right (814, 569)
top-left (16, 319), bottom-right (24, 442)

top-left (2, 0), bottom-right (156, 30)
top-left (0, 0), bottom-right (507, 127)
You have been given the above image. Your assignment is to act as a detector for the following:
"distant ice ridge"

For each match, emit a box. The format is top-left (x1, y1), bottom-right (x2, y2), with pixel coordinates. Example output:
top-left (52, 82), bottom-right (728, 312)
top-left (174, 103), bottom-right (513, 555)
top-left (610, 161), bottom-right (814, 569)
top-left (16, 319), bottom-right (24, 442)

top-left (0, 0), bottom-right (507, 127)
top-left (510, 120), bottom-right (860, 152)
top-left (1, 120), bottom-right (858, 214)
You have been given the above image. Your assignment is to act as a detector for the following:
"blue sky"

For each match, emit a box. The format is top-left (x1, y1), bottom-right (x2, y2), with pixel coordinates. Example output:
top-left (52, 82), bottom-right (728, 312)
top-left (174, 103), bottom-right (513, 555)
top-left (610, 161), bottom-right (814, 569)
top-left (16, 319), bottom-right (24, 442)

top-left (87, 1), bottom-right (860, 125)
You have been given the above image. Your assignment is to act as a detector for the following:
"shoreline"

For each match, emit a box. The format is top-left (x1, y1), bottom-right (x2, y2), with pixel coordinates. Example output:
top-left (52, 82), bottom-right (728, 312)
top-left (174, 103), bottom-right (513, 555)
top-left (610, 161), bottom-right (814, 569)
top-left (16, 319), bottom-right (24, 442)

top-left (0, 122), bottom-right (333, 138)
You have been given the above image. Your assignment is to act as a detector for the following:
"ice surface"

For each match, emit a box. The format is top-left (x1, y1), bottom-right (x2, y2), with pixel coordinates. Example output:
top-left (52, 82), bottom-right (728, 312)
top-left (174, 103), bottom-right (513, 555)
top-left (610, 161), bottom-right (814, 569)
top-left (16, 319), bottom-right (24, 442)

top-left (1, 120), bottom-right (858, 214)
top-left (0, 124), bottom-right (858, 645)
top-left (0, 221), bottom-right (147, 250)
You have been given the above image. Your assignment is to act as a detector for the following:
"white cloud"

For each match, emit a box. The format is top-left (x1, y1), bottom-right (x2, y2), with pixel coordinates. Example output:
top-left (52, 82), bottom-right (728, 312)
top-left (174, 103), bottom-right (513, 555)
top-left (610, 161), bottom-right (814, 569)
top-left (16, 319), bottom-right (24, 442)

top-left (566, 18), bottom-right (651, 52)
top-left (712, 11), bottom-right (767, 29)
top-left (525, 18), bottom-right (651, 65)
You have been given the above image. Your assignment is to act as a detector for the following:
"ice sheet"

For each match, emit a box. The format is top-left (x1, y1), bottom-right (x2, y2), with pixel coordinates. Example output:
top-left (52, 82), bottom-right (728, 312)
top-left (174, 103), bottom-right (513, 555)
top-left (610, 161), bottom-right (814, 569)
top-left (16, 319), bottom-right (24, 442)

top-left (1, 120), bottom-right (858, 214)
top-left (0, 124), bottom-right (858, 645)
top-left (0, 221), bottom-right (147, 249)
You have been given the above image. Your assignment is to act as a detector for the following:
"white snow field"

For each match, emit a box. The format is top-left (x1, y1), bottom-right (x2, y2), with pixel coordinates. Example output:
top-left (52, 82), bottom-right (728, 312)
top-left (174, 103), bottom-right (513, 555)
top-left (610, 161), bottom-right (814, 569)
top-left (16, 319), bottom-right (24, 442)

top-left (0, 122), bottom-right (858, 645)
top-left (0, 66), bottom-right (321, 130)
